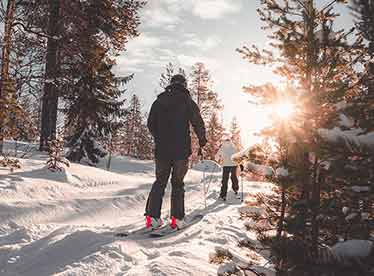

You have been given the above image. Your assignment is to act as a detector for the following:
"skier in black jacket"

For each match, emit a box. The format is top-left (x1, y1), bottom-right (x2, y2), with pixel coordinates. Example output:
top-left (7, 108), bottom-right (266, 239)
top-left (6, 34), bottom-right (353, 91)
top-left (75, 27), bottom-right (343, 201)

top-left (145, 74), bottom-right (207, 230)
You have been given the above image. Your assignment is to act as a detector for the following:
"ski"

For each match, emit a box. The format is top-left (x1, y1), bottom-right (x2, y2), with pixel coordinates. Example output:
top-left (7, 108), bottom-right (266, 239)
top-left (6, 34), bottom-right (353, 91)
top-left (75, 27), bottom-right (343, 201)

top-left (149, 214), bottom-right (204, 238)
top-left (115, 226), bottom-right (153, 237)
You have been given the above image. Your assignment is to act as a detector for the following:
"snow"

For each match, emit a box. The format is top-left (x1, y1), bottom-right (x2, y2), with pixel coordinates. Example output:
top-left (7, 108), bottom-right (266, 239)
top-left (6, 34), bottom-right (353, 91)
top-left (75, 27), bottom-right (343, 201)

top-left (217, 261), bottom-right (238, 275)
top-left (245, 161), bottom-right (274, 177)
top-left (331, 240), bottom-right (373, 259)
top-left (318, 127), bottom-right (374, 151)
top-left (45, 78), bottom-right (54, 84)
top-left (231, 147), bottom-right (251, 162)
top-left (232, 148), bottom-right (287, 178)
top-left (361, 212), bottom-right (370, 220)
top-left (345, 213), bottom-right (358, 221)
top-left (275, 167), bottom-right (288, 177)
top-left (342, 206), bottom-right (349, 215)
top-left (351, 185), bottom-right (370, 193)
top-left (193, 159), bottom-right (222, 173)
top-left (0, 152), bottom-right (276, 276)
top-left (335, 100), bottom-right (348, 111)
top-left (338, 114), bottom-right (355, 128)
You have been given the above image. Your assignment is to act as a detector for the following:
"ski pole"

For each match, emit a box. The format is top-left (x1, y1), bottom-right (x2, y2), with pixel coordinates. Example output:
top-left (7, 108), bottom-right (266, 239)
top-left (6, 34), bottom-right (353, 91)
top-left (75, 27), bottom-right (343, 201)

top-left (198, 147), bottom-right (207, 208)
top-left (241, 172), bottom-right (244, 203)
top-left (202, 161), bottom-right (206, 209)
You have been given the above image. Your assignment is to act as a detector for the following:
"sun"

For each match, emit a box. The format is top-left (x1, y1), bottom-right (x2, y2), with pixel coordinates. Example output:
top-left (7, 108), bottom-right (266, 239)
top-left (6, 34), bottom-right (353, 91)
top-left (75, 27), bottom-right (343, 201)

top-left (273, 101), bottom-right (295, 120)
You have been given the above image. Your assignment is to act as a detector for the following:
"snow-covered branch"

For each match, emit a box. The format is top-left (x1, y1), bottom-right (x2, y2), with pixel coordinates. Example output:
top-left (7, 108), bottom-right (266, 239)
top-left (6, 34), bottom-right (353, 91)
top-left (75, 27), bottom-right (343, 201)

top-left (318, 127), bottom-right (374, 152)
top-left (245, 161), bottom-right (274, 177)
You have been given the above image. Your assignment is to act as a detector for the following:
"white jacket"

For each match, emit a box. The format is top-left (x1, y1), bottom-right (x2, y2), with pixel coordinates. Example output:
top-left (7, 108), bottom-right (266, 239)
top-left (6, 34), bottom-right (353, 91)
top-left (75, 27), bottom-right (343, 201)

top-left (215, 141), bottom-right (238, 167)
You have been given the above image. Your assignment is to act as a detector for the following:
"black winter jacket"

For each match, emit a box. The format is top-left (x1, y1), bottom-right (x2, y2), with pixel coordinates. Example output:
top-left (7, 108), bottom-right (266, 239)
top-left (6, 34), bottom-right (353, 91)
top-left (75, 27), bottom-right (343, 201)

top-left (147, 84), bottom-right (207, 160)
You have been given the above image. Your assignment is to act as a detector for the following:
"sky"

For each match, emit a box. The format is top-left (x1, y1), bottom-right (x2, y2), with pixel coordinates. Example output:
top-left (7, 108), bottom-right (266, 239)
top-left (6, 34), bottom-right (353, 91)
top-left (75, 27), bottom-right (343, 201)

top-left (113, 0), bottom-right (353, 147)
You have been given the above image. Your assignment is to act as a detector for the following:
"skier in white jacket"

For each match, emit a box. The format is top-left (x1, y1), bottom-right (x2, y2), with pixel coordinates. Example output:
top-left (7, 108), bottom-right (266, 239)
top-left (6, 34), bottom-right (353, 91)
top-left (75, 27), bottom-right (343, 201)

top-left (215, 136), bottom-right (243, 201)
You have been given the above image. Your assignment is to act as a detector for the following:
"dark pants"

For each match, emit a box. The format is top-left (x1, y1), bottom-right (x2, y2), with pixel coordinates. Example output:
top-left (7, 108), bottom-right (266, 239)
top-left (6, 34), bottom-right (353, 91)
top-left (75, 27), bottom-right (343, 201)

top-left (220, 166), bottom-right (239, 198)
top-left (145, 159), bottom-right (189, 219)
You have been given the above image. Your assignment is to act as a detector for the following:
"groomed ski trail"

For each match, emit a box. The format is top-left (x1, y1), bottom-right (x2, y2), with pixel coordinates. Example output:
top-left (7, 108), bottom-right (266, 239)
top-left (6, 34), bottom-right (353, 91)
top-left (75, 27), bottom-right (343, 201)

top-left (0, 156), bottom-right (274, 276)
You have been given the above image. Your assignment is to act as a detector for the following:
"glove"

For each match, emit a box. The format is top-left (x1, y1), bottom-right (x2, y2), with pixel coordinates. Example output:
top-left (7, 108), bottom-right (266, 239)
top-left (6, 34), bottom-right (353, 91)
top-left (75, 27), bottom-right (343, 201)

top-left (198, 148), bottom-right (204, 159)
top-left (240, 164), bottom-right (244, 172)
top-left (199, 137), bottom-right (207, 147)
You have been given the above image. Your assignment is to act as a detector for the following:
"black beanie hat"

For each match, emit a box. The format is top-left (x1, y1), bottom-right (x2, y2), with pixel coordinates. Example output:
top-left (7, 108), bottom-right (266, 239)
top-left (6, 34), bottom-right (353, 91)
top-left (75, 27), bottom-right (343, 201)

top-left (170, 74), bottom-right (187, 86)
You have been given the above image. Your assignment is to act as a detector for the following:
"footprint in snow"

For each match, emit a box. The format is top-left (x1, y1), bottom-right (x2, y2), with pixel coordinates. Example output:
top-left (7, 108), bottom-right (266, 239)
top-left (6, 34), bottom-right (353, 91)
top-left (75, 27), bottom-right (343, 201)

top-left (206, 237), bottom-right (228, 245)
top-left (140, 248), bottom-right (160, 260)
top-left (168, 250), bottom-right (187, 257)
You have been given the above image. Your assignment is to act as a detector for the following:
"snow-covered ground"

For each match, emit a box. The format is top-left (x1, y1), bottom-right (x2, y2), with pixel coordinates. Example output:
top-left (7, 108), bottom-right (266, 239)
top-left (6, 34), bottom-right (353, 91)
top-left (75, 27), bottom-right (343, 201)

top-left (0, 154), bottom-right (274, 276)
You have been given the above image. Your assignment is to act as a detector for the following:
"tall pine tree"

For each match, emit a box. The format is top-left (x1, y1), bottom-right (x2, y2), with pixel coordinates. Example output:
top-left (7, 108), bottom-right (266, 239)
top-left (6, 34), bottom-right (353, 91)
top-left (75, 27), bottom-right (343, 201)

top-left (123, 94), bottom-right (142, 157)
top-left (189, 62), bottom-right (221, 163)
top-left (351, 0), bottom-right (374, 133)
top-left (38, 0), bottom-right (145, 151)
top-left (159, 62), bottom-right (186, 89)
top-left (115, 95), bottom-right (153, 159)
top-left (61, 0), bottom-right (144, 164)
top-left (237, 0), bottom-right (367, 271)
top-left (204, 113), bottom-right (224, 161)
top-left (230, 117), bottom-right (242, 151)
top-left (64, 45), bottom-right (128, 165)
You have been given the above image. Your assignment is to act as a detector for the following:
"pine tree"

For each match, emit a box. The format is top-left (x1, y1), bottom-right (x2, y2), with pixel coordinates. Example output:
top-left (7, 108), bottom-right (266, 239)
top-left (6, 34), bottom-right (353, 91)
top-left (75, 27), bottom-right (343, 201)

top-left (125, 94), bottom-right (143, 157)
top-left (350, 0), bottom-right (374, 132)
top-left (331, 0), bottom-right (374, 241)
top-left (237, 0), bottom-right (366, 270)
top-left (59, 0), bottom-right (144, 164)
top-left (230, 117), bottom-right (242, 151)
top-left (47, 136), bottom-right (70, 172)
top-left (0, 155), bottom-right (21, 172)
top-left (159, 62), bottom-right (186, 89)
top-left (116, 95), bottom-right (154, 159)
top-left (189, 62), bottom-right (222, 163)
top-left (137, 114), bottom-right (154, 159)
top-left (204, 113), bottom-right (224, 160)
top-left (0, 0), bottom-right (29, 154)
top-left (37, 0), bottom-right (145, 151)
top-left (64, 43), bottom-right (129, 164)
top-left (189, 62), bottom-right (221, 121)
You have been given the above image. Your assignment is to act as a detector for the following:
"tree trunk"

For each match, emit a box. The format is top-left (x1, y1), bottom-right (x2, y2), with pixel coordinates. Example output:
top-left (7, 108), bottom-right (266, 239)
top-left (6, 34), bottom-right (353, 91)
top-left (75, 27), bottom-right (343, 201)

top-left (39, 0), bottom-right (60, 151)
top-left (311, 159), bottom-right (320, 258)
top-left (277, 184), bottom-right (286, 239)
top-left (0, 0), bottom-right (17, 154)
top-left (304, 0), bottom-right (318, 245)
top-left (368, 41), bottom-right (374, 101)
top-left (106, 150), bottom-right (112, 171)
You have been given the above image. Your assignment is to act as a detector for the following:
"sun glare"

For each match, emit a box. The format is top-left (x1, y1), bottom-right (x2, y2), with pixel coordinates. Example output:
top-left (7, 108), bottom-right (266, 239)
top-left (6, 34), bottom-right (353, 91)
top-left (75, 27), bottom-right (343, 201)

top-left (274, 102), bottom-right (295, 120)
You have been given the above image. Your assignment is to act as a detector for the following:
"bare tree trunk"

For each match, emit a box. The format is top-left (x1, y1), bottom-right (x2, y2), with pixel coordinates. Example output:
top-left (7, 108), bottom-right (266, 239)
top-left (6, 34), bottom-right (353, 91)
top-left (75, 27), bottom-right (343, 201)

top-left (39, 0), bottom-right (60, 151)
top-left (0, 0), bottom-right (17, 154)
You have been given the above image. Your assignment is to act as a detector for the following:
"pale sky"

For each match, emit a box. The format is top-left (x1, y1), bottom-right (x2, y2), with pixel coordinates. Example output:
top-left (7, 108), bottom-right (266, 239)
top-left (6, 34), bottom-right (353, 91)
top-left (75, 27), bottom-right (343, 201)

top-left (113, 0), bottom-right (353, 147)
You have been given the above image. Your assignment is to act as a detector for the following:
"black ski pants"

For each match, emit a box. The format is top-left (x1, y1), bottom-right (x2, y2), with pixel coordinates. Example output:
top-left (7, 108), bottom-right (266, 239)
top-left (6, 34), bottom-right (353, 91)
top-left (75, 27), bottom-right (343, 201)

top-left (145, 159), bottom-right (189, 219)
top-left (220, 166), bottom-right (239, 198)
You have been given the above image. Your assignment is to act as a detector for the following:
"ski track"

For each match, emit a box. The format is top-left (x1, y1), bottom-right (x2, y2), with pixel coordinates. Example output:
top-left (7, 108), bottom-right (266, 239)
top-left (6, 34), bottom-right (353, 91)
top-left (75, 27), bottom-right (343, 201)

top-left (0, 156), bottom-right (274, 276)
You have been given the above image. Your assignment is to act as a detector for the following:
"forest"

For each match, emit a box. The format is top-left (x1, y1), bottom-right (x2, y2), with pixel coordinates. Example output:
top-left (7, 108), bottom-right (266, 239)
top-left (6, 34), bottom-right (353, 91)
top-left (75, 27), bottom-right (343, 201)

top-left (0, 0), bottom-right (373, 275)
